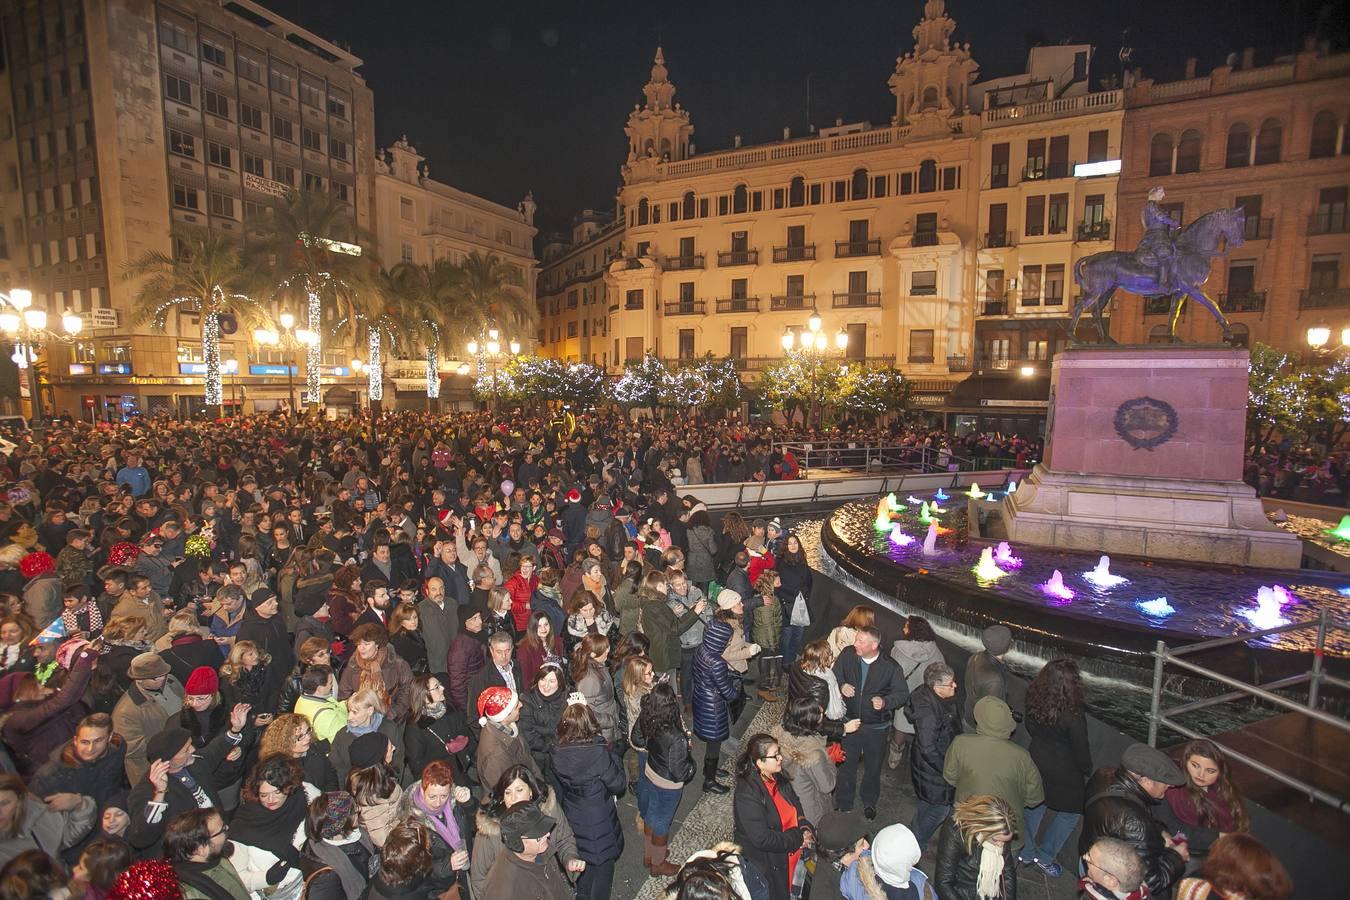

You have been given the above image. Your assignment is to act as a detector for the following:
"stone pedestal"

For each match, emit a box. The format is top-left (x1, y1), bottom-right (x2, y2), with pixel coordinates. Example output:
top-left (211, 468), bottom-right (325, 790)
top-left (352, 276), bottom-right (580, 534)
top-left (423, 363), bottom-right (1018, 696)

top-left (1001, 346), bottom-right (1303, 568)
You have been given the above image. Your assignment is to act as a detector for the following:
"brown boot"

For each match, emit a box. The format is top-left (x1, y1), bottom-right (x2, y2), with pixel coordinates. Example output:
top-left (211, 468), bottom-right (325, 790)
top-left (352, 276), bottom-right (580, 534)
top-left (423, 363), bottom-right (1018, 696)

top-left (648, 833), bottom-right (681, 876)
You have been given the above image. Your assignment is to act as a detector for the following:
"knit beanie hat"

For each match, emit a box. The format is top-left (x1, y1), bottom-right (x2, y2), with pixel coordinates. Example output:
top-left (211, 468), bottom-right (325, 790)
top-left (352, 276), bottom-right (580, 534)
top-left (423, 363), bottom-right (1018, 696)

top-left (981, 624), bottom-right (1012, 655)
top-left (249, 588), bottom-right (278, 609)
top-left (348, 732), bottom-right (389, 770)
top-left (147, 727), bottom-right (192, 764)
top-left (457, 604), bottom-right (483, 629)
top-left (716, 588), bottom-right (743, 611)
top-left (319, 791), bottom-right (356, 839)
top-left (184, 666), bottom-right (219, 696)
top-left (871, 824), bottom-right (922, 888)
top-left (477, 685), bottom-right (519, 727)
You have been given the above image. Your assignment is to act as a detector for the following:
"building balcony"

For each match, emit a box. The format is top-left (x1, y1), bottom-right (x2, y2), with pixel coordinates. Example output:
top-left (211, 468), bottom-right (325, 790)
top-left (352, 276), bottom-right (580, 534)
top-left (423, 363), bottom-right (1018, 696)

top-left (715, 297), bottom-right (761, 314)
top-left (1076, 220), bottom-right (1112, 242)
top-left (1143, 296), bottom-right (1173, 316)
top-left (769, 293), bottom-right (814, 311)
top-left (1219, 291), bottom-right (1266, 313)
top-left (1243, 217), bottom-right (1273, 241)
top-left (911, 232), bottom-right (940, 248)
top-left (772, 244), bottom-right (816, 263)
top-left (907, 354), bottom-right (936, 364)
top-left (1300, 288), bottom-right (1350, 310)
top-left (835, 238), bottom-right (881, 258)
top-left (981, 231), bottom-right (1016, 249)
top-left (947, 355), bottom-right (971, 372)
top-left (623, 301), bottom-right (644, 311)
top-left (663, 300), bottom-right (706, 316)
top-left (979, 299), bottom-right (1008, 316)
top-left (717, 249), bottom-right (758, 267)
top-left (1309, 212), bottom-right (1349, 235)
top-left (665, 253), bottom-right (704, 271)
top-left (977, 354), bottom-right (1051, 373)
top-left (832, 291), bottom-right (882, 308)
top-left (1023, 161), bottom-right (1075, 181)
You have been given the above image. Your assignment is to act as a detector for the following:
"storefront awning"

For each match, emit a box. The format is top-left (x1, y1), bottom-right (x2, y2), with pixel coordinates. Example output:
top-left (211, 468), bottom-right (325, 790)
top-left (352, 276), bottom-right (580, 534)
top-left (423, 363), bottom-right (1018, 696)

top-left (937, 373), bottom-right (1051, 413)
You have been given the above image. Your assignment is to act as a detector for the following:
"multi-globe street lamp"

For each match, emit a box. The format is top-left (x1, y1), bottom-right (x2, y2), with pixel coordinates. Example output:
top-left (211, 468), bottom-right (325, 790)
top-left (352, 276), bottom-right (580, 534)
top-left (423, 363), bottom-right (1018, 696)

top-left (782, 309), bottom-right (847, 429)
top-left (467, 327), bottom-right (520, 410)
top-left (0, 289), bottom-right (82, 424)
top-left (254, 310), bottom-right (319, 417)
top-left (1307, 323), bottom-right (1350, 355)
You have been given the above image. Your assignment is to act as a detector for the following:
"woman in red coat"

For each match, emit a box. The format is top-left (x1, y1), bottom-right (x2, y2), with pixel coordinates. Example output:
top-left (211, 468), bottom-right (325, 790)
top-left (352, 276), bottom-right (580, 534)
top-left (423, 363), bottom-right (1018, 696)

top-left (502, 555), bottom-right (539, 633)
top-left (515, 611), bottom-right (563, 687)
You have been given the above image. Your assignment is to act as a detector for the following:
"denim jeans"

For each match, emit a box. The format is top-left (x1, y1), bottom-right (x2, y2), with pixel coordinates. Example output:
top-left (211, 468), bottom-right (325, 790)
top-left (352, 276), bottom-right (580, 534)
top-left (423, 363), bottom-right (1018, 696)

top-left (643, 782), bottom-right (683, 836)
top-left (781, 624), bottom-right (804, 668)
top-left (1022, 805), bottom-right (1081, 865)
top-left (911, 799), bottom-right (950, 849)
top-left (576, 859), bottom-right (615, 900)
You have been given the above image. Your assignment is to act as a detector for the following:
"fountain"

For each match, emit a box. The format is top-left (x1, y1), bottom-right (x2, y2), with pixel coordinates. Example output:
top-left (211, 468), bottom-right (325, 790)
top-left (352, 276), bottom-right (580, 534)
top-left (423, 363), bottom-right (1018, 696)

top-left (973, 547), bottom-right (1006, 581)
top-left (1326, 515), bottom-right (1350, 542)
top-left (1040, 570), bottom-right (1075, 603)
top-left (1082, 555), bottom-right (1128, 589)
top-left (1136, 597), bottom-right (1176, 618)
top-left (918, 502), bottom-right (935, 525)
top-left (922, 522), bottom-right (940, 556)
top-left (888, 524), bottom-right (914, 547)
top-left (934, 488), bottom-right (950, 502)
top-left (1242, 585), bottom-right (1295, 630)
top-left (967, 483), bottom-right (987, 499)
top-left (1006, 480), bottom-right (1018, 494)
top-left (886, 493), bottom-right (902, 511)
top-left (906, 495), bottom-right (923, 505)
top-left (874, 497), bottom-right (892, 531)
top-left (993, 541), bottom-right (1023, 568)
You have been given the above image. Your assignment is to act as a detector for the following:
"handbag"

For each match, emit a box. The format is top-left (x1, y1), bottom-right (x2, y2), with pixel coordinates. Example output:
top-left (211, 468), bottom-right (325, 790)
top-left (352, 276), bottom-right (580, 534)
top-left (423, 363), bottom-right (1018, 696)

top-left (790, 591), bottom-right (811, 628)
top-left (826, 742), bottom-right (846, 764)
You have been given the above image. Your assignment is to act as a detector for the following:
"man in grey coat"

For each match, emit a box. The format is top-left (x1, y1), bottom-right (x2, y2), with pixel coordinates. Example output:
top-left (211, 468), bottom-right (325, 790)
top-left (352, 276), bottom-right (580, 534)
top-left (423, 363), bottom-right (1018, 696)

top-left (962, 624), bottom-right (1011, 730)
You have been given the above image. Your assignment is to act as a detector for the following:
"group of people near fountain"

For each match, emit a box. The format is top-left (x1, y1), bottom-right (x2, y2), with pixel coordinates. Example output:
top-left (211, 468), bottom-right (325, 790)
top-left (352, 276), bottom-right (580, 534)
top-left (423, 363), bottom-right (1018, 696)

top-left (1245, 442), bottom-right (1348, 506)
top-left (0, 408), bottom-right (1296, 900)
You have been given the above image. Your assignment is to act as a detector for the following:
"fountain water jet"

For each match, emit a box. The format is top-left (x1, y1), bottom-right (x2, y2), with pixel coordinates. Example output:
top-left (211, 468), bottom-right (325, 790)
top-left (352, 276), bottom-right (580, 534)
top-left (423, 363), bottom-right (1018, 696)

top-left (1137, 597), bottom-right (1176, 618)
top-left (922, 523), bottom-right (940, 556)
top-left (934, 488), bottom-right (950, 502)
top-left (993, 541), bottom-right (1023, 568)
top-left (967, 483), bottom-right (987, 499)
top-left (1326, 515), bottom-right (1350, 542)
top-left (1083, 555), bottom-right (1128, 588)
top-left (1041, 570), bottom-right (1075, 603)
top-left (973, 547), bottom-right (1006, 581)
top-left (889, 524), bottom-right (914, 547)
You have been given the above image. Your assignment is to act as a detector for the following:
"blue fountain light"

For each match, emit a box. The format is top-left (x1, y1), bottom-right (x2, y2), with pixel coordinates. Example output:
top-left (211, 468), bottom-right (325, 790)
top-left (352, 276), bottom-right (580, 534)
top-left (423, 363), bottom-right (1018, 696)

top-left (1137, 597), bottom-right (1176, 618)
top-left (934, 488), bottom-right (950, 502)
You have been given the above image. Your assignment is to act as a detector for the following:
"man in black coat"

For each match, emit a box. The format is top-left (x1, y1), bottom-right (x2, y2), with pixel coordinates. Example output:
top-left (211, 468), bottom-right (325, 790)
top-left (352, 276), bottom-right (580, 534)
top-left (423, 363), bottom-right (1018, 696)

top-left (904, 661), bottom-right (961, 848)
top-left (962, 624), bottom-right (1011, 730)
top-left (237, 588), bottom-right (293, 714)
top-left (832, 625), bottom-right (908, 819)
top-left (1078, 743), bottom-right (1189, 896)
top-left (30, 712), bottom-right (129, 807)
top-left (466, 631), bottom-right (522, 738)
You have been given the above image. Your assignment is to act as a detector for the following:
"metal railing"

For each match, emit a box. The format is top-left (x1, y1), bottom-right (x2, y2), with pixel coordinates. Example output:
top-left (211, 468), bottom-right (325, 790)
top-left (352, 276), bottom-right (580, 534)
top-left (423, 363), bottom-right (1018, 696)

top-left (1309, 212), bottom-right (1349, 235)
top-left (981, 231), bottom-right (1016, 249)
top-left (911, 232), bottom-right (940, 248)
top-left (665, 254), bottom-right (704, 270)
top-left (663, 300), bottom-right (705, 316)
top-left (676, 467), bottom-right (1025, 510)
top-left (836, 238), bottom-right (881, 257)
top-left (717, 249), bottom-right (758, 267)
top-left (1148, 609), bottom-right (1350, 815)
top-left (832, 290), bottom-right (882, 308)
top-left (980, 299), bottom-right (1008, 316)
top-left (771, 441), bottom-right (1030, 476)
top-left (1243, 217), bottom-right (1273, 241)
top-left (1076, 220), bottom-right (1112, 242)
top-left (1219, 291), bottom-right (1266, 313)
top-left (1299, 288), bottom-right (1350, 310)
top-left (769, 294), bottom-right (813, 311)
top-left (773, 245), bottom-right (816, 263)
top-left (714, 297), bottom-right (760, 314)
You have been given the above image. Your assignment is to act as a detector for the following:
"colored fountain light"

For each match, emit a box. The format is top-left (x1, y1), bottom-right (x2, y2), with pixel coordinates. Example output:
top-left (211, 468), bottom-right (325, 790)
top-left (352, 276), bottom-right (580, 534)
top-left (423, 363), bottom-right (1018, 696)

top-left (993, 541), bottom-right (1023, 569)
top-left (967, 483), bottom-right (987, 499)
top-left (1007, 480), bottom-right (1018, 494)
top-left (874, 497), bottom-right (892, 531)
top-left (918, 502), bottom-right (935, 524)
top-left (1137, 597), bottom-right (1176, 618)
top-left (1326, 515), bottom-right (1350, 542)
top-left (934, 488), bottom-right (950, 501)
top-left (973, 547), bottom-right (1007, 581)
top-left (922, 523), bottom-right (940, 556)
top-left (886, 492), bottom-right (902, 511)
top-left (888, 524), bottom-right (914, 547)
top-left (906, 495), bottom-right (924, 505)
top-left (1241, 585), bottom-right (1294, 630)
top-left (1082, 555), bottom-right (1128, 588)
top-left (1041, 570), bottom-right (1075, 602)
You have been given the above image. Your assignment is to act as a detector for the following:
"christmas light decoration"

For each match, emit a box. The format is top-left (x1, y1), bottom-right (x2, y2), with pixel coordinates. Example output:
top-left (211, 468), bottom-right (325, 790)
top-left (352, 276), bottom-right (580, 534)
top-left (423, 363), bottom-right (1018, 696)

top-left (426, 345), bottom-right (440, 398)
top-left (367, 328), bottom-right (383, 401)
top-left (306, 285), bottom-right (322, 404)
top-left (202, 305), bottom-right (222, 407)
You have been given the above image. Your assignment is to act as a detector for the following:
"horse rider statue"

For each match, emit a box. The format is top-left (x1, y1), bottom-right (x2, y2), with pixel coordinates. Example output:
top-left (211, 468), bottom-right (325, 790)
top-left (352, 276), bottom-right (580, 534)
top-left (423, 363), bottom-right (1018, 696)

top-left (1136, 186), bottom-right (1181, 296)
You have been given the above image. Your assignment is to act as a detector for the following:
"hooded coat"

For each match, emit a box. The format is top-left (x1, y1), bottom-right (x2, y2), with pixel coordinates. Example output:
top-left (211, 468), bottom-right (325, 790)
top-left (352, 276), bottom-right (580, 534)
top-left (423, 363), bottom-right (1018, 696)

top-left (942, 697), bottom-right (1043, 852)
top-left (905, 684), bottom-right (961, 806)
top-left (551, 735), bottom-right (627, 865)
top-left (0, 791), bottom-right (96, 869)
top-left (771, 726), bottom-right (835, 826)
top-left (889, 639), bottom-right (945, 734)
top-left (691, 619), bottom-right (740, 741)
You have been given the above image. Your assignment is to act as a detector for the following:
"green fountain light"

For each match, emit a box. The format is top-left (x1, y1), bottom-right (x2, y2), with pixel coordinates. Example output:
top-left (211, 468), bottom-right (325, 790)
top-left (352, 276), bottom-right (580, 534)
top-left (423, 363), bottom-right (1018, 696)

top-left (1327, 515), bottom-right (1350, 542)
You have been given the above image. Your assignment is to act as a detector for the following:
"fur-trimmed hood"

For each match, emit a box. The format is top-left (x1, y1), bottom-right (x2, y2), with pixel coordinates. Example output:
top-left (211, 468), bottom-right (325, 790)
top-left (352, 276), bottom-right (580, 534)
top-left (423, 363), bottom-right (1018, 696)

top-left (473, 788), bottom-right (563, 839)
top-left (772, 727), bottom-right (828, 767)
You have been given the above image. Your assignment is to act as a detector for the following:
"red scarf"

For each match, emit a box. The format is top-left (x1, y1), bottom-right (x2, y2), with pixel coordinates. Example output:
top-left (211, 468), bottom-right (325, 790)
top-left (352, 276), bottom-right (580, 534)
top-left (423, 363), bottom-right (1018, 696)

top-left (764, 776), bottom-right (801, 886)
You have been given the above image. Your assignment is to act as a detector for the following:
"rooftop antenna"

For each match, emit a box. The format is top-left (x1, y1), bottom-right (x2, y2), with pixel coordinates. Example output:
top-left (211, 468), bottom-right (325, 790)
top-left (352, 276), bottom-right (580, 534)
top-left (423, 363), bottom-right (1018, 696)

top-left (806, 73), bottom-right (814, 133)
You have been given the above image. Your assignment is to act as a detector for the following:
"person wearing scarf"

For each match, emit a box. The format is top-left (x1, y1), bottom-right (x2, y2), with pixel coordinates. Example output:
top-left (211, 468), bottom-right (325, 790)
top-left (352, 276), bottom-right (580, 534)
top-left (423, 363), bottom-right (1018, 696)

top-left (227, 757), bottom-right (310, 900)
top-left (934, 794), bottom-right (1018, 900)
top-left (839, 823), bottom-right (936, 900)
top-left (397, 760), bottom-right (475, 889)
top-left (302, 792), bottom-right (377, 900)
top-left (163, 808), bottom-right (248, 900)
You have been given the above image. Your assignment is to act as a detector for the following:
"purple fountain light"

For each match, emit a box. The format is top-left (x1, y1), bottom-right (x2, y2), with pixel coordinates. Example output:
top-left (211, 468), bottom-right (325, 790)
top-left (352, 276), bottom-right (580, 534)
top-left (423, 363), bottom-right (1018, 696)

top-left (1040, 570), bottom-right (1075, 604)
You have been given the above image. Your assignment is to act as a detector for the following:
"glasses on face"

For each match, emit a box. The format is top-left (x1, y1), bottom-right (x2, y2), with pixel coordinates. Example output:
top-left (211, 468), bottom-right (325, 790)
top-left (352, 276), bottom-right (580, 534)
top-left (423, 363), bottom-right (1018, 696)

top-left (761, 752), bottom-right (782, 761)
top-left (208, 824), bottom-right (230, 839)
top-left (1082, 854), bottom-right (1121, 882)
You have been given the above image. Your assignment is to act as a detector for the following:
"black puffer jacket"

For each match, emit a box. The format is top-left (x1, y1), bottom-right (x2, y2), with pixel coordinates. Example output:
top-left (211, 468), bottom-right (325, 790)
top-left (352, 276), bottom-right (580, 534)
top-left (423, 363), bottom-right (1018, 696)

top-left (1078, 767), bottom-right (1186, 896)
top-left (519, 686), bottom-right (567, 775)
top-left (631, 718), bottom-right (695, 784)
top-left (786, 665), bottom-right (844, 740)
top-left (934, 815), bottom-right (1018, 900)
top-left (550, 736), bottom-right (626, 865)
top-left (906, 684), bottom-right (961, 805)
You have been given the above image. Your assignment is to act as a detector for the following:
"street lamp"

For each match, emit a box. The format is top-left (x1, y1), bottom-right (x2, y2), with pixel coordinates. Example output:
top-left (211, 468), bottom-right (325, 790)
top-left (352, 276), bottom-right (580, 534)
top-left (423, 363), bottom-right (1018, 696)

top-left (468, 325), bottom-right (521, 411)
top-left (253, 311), bottom-right (317, 417)
top-left (0, 289), bottom-right (82, 423)
top-left (1306, 322), bottom-right (1350, 356)
top-left (783, 309), bottom-right (848, 430)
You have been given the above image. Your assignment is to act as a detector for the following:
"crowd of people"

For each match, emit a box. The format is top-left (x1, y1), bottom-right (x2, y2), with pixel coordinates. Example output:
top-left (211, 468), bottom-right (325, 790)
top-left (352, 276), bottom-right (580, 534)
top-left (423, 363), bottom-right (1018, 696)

top-left (1244, 441), bottom-right (1349, 506)
top-left (0, 408), bottom-right (1298, 900)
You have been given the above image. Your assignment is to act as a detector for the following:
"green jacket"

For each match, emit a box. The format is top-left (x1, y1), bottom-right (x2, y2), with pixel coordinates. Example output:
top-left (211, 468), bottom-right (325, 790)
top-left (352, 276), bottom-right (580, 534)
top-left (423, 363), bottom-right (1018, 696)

top-left (641, 595), bottom-right (702, 673)
top-left (942, 697), bottom-right (1044, 851)
top-left (294, 693), bottom-right (348, 743)
top-left (752, 600), bottom-right (783, 651)
top-left (176, 858), bottom-right (250, 900)
top-left (614, 578), bottom-right (642, 636)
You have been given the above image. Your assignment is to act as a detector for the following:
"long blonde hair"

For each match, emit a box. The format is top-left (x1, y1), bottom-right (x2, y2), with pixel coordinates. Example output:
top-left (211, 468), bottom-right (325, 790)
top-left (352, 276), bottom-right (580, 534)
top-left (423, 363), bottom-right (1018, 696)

top-left (219, 639), bottom-right (269, 684)
top-left (621, 656), bottom-right (654, 704)
top-left (951, 794), bottom-right (1018, 853)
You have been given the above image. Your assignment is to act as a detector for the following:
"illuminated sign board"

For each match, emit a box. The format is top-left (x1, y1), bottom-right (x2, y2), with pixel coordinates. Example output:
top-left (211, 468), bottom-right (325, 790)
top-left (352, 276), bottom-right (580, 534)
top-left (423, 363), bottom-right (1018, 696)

top-left (1074, 159), bottom-right (1122, 177)
top-left (68, 364), bottom-right (91, 375)
top-left (179, 360), bottom-right (239, 375)
top-left (250, 364), bottom-right (296, 376)
top-left (96, 362), bottom-right (132, 376)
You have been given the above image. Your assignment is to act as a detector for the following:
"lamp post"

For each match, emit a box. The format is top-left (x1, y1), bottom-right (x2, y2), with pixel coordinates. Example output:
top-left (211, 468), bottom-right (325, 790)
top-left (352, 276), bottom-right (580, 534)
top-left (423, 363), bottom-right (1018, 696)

top-left (1307, 323), bottom-right (1350, 355)
top-left (254, 311), bottom-right (318, 417)
top-left (782, 308), bottom-right (847, 430)
top-left (467, 327), bottom-right (520, 412)
top-left (0, 289), bottom-right (82, 424)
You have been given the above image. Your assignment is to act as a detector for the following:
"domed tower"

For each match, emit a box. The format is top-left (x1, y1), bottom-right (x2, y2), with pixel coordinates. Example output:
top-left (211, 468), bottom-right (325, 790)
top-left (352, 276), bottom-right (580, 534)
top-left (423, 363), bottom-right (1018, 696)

top-left (622, 47), bottom-right (695, 183)
top-left (888, 0), bottom-right (979, 134)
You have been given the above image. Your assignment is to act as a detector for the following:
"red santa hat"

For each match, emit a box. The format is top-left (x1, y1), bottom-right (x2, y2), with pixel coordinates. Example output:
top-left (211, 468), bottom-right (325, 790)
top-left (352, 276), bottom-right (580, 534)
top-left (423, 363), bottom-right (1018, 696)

top-left (477, 685), bottom-right (519, 727)
top-left (566, 488), bottom-right (581, 503)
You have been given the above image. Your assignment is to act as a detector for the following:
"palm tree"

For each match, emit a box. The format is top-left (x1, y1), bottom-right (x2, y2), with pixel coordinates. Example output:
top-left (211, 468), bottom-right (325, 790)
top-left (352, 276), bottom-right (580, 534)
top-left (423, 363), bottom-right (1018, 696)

top-left (125, 235), bottom-right (263, 418)
top-left (244, 190), bottom-right (377, 408)
top-left (390, 259), bottom-right (462, 408)
top-left (445, 251), bottom-right (536, 373)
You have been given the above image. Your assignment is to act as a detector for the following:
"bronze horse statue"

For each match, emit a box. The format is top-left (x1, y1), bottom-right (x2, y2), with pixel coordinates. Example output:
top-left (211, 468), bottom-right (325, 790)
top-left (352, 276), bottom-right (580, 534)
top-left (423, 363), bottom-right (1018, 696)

top-left (1070, 207), bottom-right (1247, 344)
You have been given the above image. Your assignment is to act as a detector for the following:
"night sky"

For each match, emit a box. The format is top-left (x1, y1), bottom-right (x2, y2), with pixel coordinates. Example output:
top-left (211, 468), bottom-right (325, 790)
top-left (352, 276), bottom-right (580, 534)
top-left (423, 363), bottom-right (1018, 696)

top-left (269, 0), bottom-right (1347, 237)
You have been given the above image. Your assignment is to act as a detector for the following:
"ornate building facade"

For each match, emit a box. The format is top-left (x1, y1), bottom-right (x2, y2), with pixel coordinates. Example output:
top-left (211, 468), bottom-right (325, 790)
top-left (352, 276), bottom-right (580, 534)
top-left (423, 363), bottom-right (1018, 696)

top-left (536, 210), bottom-right (624, 365)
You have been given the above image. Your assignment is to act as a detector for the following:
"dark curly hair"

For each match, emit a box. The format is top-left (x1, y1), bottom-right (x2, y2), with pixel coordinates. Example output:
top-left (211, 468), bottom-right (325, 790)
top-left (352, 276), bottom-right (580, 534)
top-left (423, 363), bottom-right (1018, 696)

top-left (1024, 657), bottom-right (1085, 726)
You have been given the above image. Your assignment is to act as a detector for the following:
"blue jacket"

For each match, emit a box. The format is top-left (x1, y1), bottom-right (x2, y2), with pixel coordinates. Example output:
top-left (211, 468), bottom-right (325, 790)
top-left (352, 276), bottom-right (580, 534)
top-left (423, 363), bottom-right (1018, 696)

top-left (840, 850), bottom-right (934, 900)
top-left (691, 620), bottom-right (740, 741)
top-left (550, 736), bottom-right (626, 864)
top-left (115, 466), bottom-right (151, 498)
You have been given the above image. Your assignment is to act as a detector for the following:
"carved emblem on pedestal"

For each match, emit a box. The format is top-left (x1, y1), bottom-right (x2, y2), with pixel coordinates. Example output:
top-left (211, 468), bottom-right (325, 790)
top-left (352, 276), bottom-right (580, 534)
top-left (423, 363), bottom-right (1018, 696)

top-left (1113, 396), bottom-right (1179, 451)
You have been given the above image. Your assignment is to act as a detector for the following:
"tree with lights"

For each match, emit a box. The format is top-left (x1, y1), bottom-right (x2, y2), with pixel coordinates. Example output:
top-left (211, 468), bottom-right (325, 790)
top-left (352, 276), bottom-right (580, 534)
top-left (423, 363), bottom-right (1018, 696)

top-left (693, 354), bottom-right (743, 414)
top-left (758, 351), bottom-right (843, 426)
top-left (445, 252), bottom-right (536, 376)
top-left (559, 361), bottom-right (608, 408)
top-left (1303, 355), bottom-right (1350, 446)
top-left (610, 353), bottom-right (667, 414)
top-left (246, 190), bottom-right (376, 409)
top-left (1247, 343), bottom-right (1309, 442)
top-left (126, 235), bottom-right (264, 418)
top-left (390, 259), bottom-right (461, 408)
top-left (837, 365), bottom-right (908, 420)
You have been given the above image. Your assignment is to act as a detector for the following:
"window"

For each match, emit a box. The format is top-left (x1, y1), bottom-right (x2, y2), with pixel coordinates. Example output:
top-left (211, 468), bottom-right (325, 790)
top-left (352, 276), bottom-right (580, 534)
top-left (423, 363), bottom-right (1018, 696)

top-left (1225, 124), bottom-right (1251, 168)
top-left (626, 289), bottom-right (643, 310)
top-left (272, 117), bottom-right (294, 142)
top-left (332, 182), bottom-right (350, 202)
top-left (1228, 261), bottom-right (1255, 297)
top-left (1236, 194), bottom-right (1264, 239)
top-left (329, 138), bottom-right (348, 162)
top-left (567, 322), bottom-right (578, 338)
top-left (1048, 193), bottom-right (1069, 234)
top-left (918, 159), bottom-right (937, 193)
top-left (786, 274), bottom-right (805, 298)
top-left (699, 198), bottom-right (710, 217)
top-left (911, 270), bottom-right (938, 296)
top-left (326, 96), bottom-right (347, 119)
top-left (732, 184), bottom-right (748, 214)
top-left (730, 327), bottom-right (748, 359)
top-left (1087, 129), bottom-right (1109, 164)
top-left (269, 69), bottom-right (294, 96)
top-left (66, 236), bottom-right (78, 261)
top-left (243, 200), bottom-right (268, 221)
top-left (851, 168), bottom-right (869, 200)
top-left (207, 142), bottom-right (232, 168)
top-left (873, 174), bottom-right (888, 198)
top-left (1021, 265), bottom-right (1042, 306)
top-left (1149, 133), bottom-right (1173, 177)
top-left (400, 197), bottom-right (414, 221)
top-left (942, 166), bottom-right (959, 191)
top-left (985, 268), bottom-right (1005, 301)
top-left (1176, 130), bottom-right (1202, 174)
top-left (1310, 111), bottom-right (1339, 159)
top-left (681, 191), bottom-right (696, 220)
top-left (172, 183), bottom-right (199, 210)
top-left (273, 164), bottom-right (295, 186)
top-left (164, 75), bottom-right (193, 106)
top-left (238, 50), bottom-right (262, 83)
top-left (900, 172), bottom-right (914, 195)
top-left (241, 104), bottom-right (263, 130)
top-left (1083, 194), bottom-right (1106, 227)
top-left (159, 20), bottom-right (191, 52)
top-left (208, 193), bottom-right (235, 218)
top-left (730, 278), bottom-right (749, 301)
top-left (908, 330), bottom-right (935, 363)
top-left (1254, 119), bottom-right (1282, 165)
top-left (242, 152), bottom-right (264, 176)
top-left (789, 176), bottom-right (805, 207)
top-left (201, 40), bottom-right (227, 66)
top-left (168, 129), bottom-right (195, 158)
top-left (636, 198), bottom-right (649, 226)
top-left (730, 231), bottom-right (748, 253)
top-left (85, 233), bottom-right (101, 258)
top-left (678, 330), bottom-right (695, 360)
top-left (1026, 339), bottom-right (1049, 361)
top-left (301, 127), bottom-right (321, 151)
top-left (1025, 195), bottom-right (1045, 236)
top-left (1048, 135), bottom-right (1069, 178)
top-left (302, 172), bottom-right (323, 191)
top-left (809, 183), bottom-right (823, 205)
top-left (1310, 254), bottom-right (1340, 289)
top-left (915, 212), bottom-right (938, 246)
top-left (1044, 264), bottom-right (1065, 305)
top-left (1026, 138), bottom-right (1046, 178)
top-left (1315, 187), bottom-right (1347, 233)
top-left (990, 142), bottom-right (1009, 188)
top-left (204, 90), bottom-right (229, 119)
top-left (300, 82), bottom-right (322, 107)
top-left (678, 282), bottom-right (695, 304)
top-left (401, 242), bottom-right (415, 263)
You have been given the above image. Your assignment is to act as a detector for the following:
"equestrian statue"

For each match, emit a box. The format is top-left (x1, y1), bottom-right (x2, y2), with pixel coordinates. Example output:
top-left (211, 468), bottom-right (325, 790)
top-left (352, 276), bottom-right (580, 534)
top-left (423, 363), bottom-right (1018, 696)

top-left (1069, 187), bottom-right (1247, 344)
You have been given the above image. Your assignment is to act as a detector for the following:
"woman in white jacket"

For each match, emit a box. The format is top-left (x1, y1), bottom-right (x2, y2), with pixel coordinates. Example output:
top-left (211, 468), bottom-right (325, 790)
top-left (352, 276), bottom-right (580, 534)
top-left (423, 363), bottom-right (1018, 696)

top-left (228, 757), bottom-right (318, 900)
